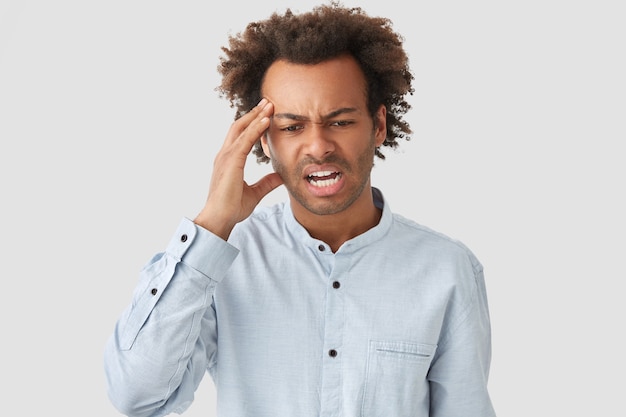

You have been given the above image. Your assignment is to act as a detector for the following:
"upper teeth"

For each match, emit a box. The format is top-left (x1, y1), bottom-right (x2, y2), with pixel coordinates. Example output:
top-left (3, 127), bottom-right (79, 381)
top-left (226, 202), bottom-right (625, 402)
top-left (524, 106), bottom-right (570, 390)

top-left (309, 171), bottom-right (333, 177)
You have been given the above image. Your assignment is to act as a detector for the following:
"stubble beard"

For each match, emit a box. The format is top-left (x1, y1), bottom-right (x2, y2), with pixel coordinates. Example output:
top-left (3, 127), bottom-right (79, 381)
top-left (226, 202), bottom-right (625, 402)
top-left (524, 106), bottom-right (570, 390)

top-left (270, 135), bottom-right (377, 216)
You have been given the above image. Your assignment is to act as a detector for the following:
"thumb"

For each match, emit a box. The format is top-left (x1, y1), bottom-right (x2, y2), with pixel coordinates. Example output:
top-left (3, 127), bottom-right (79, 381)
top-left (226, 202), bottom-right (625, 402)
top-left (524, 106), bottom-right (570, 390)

top-left (250, 172), bottom-right (284, 201)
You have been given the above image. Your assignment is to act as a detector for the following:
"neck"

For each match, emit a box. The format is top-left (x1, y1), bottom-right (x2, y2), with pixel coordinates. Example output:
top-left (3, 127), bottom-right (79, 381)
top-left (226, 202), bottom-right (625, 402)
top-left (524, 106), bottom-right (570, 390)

top-left (291, 188), bottom-right (382, 252)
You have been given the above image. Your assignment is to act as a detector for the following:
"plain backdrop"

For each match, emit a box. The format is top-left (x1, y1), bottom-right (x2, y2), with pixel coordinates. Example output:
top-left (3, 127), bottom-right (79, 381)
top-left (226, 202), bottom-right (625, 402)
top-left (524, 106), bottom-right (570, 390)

top-left (1, 0), bottom-right (624, 416)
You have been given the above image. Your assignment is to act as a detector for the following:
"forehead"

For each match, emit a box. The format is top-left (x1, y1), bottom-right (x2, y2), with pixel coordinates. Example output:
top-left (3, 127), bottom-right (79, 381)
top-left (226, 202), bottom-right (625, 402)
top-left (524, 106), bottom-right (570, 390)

top-left (261, 55), bottom-right (368, 116)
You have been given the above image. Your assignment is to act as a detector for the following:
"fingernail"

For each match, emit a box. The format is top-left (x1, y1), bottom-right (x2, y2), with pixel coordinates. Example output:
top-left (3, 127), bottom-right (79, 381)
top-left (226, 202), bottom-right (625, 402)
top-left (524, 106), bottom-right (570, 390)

top-left (257, 98), bottom-right (267, 107)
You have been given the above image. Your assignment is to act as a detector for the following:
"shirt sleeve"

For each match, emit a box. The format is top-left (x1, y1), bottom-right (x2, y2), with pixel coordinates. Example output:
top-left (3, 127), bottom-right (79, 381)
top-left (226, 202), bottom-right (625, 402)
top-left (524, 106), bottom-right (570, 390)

top-left (103, 217), bottom-right (239, 417)
top-left (428, 258), bottom-right (497, 417)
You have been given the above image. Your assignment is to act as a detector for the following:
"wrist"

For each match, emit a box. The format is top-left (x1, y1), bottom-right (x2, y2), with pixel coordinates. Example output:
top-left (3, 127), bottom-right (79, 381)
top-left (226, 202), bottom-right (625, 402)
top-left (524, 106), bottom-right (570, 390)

top-left (193, 212), bottom-right (234, 241)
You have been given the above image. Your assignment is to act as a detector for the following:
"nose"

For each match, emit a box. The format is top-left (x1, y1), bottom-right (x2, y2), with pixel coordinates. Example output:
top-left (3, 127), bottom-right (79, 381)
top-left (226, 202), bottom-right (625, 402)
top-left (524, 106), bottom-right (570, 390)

top-left (304, 124), bottom-right (335, 160)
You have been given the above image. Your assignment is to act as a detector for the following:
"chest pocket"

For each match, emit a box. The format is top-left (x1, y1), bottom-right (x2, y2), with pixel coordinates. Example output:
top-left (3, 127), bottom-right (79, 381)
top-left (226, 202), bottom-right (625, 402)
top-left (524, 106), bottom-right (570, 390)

top-left (361, 340), bottom-right (437, 417)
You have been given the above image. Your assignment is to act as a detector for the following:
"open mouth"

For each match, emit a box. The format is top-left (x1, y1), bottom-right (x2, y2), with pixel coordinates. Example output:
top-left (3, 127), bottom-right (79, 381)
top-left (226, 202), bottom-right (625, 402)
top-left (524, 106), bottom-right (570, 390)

top-left (307, 170), bottom-right (342, 188)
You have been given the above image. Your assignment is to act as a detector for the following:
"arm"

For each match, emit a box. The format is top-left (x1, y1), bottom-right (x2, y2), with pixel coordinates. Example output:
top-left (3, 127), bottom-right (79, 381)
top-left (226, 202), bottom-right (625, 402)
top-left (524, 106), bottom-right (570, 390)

top-left (104, 98), bottom-right (282, 417)
top-left (104, 219), bottom-right (238, 417)
top-left (428, 264), bottom-right (497, 417)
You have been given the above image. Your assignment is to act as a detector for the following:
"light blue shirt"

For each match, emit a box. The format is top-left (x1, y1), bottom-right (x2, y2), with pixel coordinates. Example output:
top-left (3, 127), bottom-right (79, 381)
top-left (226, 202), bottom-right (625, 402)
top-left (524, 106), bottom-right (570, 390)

top-left (104, 188), bottom-right (496, 417)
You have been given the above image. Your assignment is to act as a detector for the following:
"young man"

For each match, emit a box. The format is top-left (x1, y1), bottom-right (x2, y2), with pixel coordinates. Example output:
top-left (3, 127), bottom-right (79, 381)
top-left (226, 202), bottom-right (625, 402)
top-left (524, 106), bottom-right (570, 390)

top-left (104, 4), bottom-right (496, 417)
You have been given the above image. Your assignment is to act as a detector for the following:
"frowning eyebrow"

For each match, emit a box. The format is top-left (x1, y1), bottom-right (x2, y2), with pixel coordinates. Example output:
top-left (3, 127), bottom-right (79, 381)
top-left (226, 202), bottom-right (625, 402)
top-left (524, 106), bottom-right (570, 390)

top-left (272, 107), bottom-right (358, 122)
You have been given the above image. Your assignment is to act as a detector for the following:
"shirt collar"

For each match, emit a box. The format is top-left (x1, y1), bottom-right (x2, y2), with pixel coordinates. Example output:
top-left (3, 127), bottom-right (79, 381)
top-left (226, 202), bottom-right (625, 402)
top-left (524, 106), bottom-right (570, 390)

top-left (283, 187), bottom-right (392, 254)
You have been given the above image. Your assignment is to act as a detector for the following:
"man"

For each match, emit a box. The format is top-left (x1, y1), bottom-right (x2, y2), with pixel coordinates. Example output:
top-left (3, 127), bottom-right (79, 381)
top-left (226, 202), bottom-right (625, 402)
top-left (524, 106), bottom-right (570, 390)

top-left (104, 3), bottom-right (496, 417)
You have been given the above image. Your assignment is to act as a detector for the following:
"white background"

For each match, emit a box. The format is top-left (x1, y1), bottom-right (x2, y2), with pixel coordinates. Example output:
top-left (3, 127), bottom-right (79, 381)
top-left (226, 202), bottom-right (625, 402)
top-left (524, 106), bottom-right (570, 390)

top-left (1, 0), bottom-right (624, 416)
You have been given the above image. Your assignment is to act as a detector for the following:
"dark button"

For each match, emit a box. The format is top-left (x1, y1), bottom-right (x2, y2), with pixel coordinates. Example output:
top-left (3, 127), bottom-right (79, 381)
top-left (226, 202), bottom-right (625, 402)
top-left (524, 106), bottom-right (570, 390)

top-left (332, 281), bottom-right (341, 289)
top-left (180, 234), bottom-right (188, 242)
top-left (328, 349), bottom-right (338, 358)
top-left (318, 244), bottom-right (325, 252)
top-left (151, 288), bottom-right (158, 295)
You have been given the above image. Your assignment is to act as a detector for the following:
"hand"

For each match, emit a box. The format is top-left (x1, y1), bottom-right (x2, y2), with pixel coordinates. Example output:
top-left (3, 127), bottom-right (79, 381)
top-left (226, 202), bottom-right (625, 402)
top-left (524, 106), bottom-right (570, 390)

top-left (194, 99), bottom-right (283, 240)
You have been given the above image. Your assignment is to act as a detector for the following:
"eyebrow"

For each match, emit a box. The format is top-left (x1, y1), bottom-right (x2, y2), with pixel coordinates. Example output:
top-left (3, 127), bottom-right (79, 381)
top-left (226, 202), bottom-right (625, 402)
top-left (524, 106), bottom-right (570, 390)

top-left (272, 107), bottom-right (359, 122)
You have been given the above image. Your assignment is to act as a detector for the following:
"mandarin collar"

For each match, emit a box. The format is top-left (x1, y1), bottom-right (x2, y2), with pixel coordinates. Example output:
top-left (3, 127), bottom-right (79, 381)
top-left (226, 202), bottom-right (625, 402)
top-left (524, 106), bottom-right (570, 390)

top-left (282, 187), bottom-right (392, 254)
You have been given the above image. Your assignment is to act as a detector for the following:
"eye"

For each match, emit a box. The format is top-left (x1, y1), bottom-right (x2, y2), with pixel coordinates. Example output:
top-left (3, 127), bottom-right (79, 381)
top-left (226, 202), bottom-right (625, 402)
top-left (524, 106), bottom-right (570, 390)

top-left (281, 124), bottom-right (303, 132)
top-left (330, 120), bottom-right (354, 127)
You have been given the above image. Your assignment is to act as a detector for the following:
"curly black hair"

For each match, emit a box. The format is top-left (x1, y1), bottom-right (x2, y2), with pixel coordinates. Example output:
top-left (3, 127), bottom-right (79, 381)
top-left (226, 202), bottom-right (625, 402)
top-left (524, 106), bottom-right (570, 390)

top-left (217, 1), bottom-right (414, 163)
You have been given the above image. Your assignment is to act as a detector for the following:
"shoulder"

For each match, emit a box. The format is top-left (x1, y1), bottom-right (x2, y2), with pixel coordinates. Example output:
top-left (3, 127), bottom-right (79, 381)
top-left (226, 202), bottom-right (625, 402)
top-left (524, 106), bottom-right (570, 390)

top-left (229, 202), bottom-right (287, 242)
top-left (248, 202), bottom-right (286, 226)
top-left (390, 212), bottom-right (483, 274)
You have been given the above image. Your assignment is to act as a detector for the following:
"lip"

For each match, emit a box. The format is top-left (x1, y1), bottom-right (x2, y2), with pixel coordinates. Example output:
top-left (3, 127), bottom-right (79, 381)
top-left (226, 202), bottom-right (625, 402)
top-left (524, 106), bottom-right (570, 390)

top-left (303, 164), bottom-right (345, 197)
top-left (303, 164), bottom-right (342, 178)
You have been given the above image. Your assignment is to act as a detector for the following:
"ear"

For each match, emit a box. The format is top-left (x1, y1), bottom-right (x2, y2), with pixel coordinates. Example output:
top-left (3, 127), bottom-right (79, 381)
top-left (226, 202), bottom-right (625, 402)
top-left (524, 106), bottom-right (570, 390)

top-left (374, 105), bottom-right (387, 147)
top-left (260, 132), bottom-right (271, 158)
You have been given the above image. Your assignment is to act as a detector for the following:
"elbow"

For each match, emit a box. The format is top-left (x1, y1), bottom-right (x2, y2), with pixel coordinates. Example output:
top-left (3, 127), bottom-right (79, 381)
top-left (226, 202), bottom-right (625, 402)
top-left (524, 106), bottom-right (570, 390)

top-left (104, 345), bottom-right (166, 417)
top-left (105, 372), bottom-right (166, 417)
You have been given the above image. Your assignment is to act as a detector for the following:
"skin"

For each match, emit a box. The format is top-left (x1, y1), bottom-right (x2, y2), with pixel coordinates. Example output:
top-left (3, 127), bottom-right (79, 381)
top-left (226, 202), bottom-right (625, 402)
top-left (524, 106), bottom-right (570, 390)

top-left (195, 54), bottom-right (387, 252)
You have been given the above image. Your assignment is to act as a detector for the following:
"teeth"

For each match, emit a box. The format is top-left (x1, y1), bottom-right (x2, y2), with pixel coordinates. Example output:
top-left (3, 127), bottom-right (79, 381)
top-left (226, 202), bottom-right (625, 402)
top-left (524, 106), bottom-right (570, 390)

top-left (311, 177), bottom-right (340, 187)
top-left (308, 172), bottom-right (341, 188)
top-left (309, 171), bottom-right (333, 177)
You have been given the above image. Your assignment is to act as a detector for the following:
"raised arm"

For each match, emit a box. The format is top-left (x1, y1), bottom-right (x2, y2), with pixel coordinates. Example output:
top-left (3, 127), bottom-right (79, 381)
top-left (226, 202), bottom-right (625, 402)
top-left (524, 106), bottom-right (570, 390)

top-left (104, 99), bottom-right (281, 417)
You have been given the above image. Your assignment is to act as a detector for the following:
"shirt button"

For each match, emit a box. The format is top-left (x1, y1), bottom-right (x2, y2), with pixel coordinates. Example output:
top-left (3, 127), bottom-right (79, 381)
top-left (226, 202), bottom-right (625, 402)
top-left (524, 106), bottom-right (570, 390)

top-left (318, 244), bottom-right (325, 252)
top-left (328, 349), bottom-right (338, 358)
top-left (180, 234), bottom-right (188, 242)
top-left (151, 288), bottom-right (158, 295)
top-left (332, 281), bottom-right (341, 289)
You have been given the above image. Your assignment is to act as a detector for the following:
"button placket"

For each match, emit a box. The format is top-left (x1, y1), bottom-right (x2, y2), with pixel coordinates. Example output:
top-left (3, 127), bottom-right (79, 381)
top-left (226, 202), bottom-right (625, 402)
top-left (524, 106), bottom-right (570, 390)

top-left (319, 255), bottom-right (347, 414)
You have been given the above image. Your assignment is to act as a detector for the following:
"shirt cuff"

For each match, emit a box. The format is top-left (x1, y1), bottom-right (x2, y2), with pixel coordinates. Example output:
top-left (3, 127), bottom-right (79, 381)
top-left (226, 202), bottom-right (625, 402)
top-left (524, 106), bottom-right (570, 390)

top-left (166, 217), bottom-right (239, 282)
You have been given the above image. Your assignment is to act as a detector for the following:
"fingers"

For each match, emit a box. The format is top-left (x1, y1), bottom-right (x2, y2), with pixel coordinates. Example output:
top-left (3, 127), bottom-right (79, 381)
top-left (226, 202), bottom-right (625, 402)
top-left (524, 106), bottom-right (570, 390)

top-left (196, 99), bottom-right (277, 239)
top-left (226, 98), bottom-right (273, 152)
